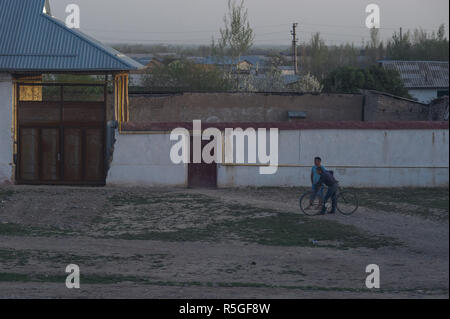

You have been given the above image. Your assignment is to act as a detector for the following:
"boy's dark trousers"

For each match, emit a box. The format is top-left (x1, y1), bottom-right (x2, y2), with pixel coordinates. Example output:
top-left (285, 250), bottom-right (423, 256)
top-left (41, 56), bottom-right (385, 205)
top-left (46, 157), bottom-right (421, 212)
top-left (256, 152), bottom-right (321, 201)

top-left (321, 184), bottom-right (338, 213)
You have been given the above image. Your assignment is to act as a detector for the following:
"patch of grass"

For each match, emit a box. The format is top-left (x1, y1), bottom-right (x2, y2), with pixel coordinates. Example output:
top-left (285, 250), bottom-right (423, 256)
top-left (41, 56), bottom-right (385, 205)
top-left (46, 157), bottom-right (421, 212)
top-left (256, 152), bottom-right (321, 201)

top-left (0, 189), bottom-right (15, 208)
top-left (104, 192), bottom-right (400, 249)
top-left (350, 188), bottom-right (449, 220)
top-left (112, 207), bottom-right (399, 249)
top-left (3, 271), bottom-right (446, 295)
top-left (109, 194), bottom-right (163, 206)
top-left (0, 272), bottom-right (145, 284)
top-left (220, 212), bottom-right (399, 249)
top-left (0, 189), bottom-right (14, 199)
top-left (0, 249), bottom-right (29, 266)
top-left (280, 269), bottom-right (307, 277)
top-left (0, 248), bottom-right (168, 268)
top-left (108, 192), bottom-right (216, 207)
top-left (0, 222), bottom-right (68, 237)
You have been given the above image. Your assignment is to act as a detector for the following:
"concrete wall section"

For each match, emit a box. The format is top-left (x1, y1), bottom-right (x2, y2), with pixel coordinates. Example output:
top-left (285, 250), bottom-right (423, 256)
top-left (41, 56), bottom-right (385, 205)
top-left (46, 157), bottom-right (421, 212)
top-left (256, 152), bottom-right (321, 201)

top-left (109, 124), bottom-right (449, 187)
top-left (219, 129), bottom-right (449, 187)
top-left (106, 132), bottom-right (187, 187)
top-left (217, 166), bottom-right (449, 187)
top-left (409, 89), bottom-right (438, 104)
top-left (0, 73), bottom-right (13, 183)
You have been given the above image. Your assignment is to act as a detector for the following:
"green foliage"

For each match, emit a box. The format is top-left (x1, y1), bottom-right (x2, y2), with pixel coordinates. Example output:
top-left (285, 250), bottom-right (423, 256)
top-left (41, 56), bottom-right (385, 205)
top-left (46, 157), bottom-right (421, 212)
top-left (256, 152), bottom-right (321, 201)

top-left (213, 0), bottom-right (254, 68)
top-left (142, 60), bottom-right (233, 92)
top-left (290, 73), bottom-right (323, 93)
top-left (386, 24), bottom-right (449, 61)
top-left (301, 33), bottom-right (360, 80)
top-left (322, 65), bottom-right (411, 98)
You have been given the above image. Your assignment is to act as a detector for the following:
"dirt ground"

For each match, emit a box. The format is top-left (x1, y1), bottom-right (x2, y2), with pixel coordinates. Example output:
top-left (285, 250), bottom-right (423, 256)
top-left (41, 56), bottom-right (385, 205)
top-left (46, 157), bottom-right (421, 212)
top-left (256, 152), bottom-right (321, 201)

top-left (0, 185), bottom-right (448, 299)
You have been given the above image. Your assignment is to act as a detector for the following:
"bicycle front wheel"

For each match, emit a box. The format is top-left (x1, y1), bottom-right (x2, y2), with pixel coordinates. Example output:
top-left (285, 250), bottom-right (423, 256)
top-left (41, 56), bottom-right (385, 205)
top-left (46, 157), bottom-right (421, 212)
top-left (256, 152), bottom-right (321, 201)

top-left (336, 191), bottom-right (359, 215)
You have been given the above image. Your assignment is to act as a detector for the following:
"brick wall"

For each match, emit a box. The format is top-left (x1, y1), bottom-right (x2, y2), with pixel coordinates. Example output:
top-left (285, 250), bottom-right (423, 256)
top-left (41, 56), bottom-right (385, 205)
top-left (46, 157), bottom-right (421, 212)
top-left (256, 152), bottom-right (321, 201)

top-left (128, 92), bottom-right (364, 123)
top-left (125, 91), bottom-right (432, 123)
top-left (363, 90), bottom-right (429, 122)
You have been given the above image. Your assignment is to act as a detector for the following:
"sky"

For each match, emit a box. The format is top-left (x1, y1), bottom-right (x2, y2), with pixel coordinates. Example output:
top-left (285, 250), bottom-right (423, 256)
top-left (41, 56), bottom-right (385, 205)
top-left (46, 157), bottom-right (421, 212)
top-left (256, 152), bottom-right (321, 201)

top-left (49, 0), bottom-right (450, 46)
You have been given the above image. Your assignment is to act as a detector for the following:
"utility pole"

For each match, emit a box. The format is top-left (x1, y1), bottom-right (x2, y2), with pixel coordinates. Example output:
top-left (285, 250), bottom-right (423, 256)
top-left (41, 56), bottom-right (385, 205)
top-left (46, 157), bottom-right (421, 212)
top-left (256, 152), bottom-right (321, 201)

top-left (291, 22), bottom-right (299, 75)
top-left (399, 27), bottom-right (403, 41)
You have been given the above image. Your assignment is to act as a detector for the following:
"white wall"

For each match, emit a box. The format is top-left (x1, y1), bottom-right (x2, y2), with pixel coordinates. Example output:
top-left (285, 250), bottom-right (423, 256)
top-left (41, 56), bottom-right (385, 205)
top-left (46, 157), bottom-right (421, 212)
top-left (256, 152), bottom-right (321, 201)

top-left (218, 129), bottom-right (449, 187)
top-left (107, 132), bottom-right (187, 187)
top-left (409, 89), bottom-right (438, 104)
top-left (108, 128), bottom-right (449, 187)
top-left (0, 73), bottom-right (13, 184)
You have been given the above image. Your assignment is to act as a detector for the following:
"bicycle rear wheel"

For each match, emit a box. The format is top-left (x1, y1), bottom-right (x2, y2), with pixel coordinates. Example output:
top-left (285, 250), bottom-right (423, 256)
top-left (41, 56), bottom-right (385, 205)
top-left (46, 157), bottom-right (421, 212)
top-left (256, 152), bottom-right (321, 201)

top-left (299, 191), bottom-right (323, 216)
top-left (336, 191), bottom-right (359, 215)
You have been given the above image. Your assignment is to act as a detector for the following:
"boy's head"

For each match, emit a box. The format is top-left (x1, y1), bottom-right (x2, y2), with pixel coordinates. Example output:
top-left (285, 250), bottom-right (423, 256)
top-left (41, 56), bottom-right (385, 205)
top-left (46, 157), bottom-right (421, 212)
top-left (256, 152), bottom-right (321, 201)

top-left (314, 157), bottom-right (322, 166)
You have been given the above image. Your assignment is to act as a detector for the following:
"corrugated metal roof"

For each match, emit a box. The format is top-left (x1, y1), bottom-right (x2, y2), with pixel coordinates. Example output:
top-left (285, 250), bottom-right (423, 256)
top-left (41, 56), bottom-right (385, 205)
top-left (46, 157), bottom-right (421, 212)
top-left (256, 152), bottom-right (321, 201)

top-left (0, 0), bottom-right (143, 72)
top-left (380, 60), bottom-right (449, 89)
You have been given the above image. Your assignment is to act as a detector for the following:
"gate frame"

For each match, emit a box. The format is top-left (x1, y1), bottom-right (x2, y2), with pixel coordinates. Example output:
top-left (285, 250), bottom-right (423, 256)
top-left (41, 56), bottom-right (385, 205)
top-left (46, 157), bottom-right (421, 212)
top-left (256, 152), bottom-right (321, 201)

top-left (14, 81), bottom-right (108, 186)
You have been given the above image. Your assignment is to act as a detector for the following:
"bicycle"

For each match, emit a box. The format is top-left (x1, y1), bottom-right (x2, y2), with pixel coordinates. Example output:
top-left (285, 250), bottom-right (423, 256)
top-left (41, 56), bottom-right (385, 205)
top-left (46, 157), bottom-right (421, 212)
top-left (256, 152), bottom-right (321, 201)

top-left (299, 185), bottom-right (359, 216)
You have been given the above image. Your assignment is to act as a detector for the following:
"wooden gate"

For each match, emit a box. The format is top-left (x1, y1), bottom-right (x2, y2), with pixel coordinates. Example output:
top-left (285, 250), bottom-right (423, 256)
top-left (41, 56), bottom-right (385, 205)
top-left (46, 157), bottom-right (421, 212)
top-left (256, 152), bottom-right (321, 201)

top-left (188, 138), bottom-right (217, 188)
top-left (16, 83), bottom-right (106, 185)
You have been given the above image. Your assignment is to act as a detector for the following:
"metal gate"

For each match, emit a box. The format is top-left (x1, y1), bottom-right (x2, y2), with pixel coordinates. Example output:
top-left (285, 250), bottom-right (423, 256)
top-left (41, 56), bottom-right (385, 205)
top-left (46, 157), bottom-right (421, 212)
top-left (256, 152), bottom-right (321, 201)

top-left (16, 83), bottom-right (107, 185)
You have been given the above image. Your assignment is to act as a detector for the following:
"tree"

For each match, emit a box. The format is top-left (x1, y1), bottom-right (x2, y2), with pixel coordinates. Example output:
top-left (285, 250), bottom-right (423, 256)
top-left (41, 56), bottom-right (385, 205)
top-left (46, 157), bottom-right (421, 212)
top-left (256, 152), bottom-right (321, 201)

top-left (308, 32), bottom-right (329, 79)
top-left (386, 24), bottom-right (449, 61)
top-left (216, 0), bottom-right (254, 67)
top-left (291, 73), bottom-right (323, 93)
top-left (322, 65), bottom-right (411, 98)
top-left (366, 27), bottom-right (384, 63)
top-left (142, 60), bottom-right (232, 92)
top-left (252, 66), bottom-right (285, 92)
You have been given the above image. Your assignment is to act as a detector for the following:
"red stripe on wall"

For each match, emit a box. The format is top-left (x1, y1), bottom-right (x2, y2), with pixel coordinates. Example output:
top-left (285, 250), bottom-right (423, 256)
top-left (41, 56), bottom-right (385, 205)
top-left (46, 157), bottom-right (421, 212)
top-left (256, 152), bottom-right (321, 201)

top-left (121, 121), bottom-right (449, 132)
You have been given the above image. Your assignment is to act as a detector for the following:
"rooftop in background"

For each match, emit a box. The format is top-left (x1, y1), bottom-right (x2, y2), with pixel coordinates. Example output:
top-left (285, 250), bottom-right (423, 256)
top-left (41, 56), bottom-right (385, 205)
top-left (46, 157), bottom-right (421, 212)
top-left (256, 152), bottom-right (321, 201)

top-left (190, 55), bottom-right (270, 66)
top-left (0, 0), bottom-right (143, 72)
top-left (379, 60), bottom-right (449, 89)
top-left (279, 66), bottom-right (295, 71)
top-left (127, 54), bottom-right (156, 66)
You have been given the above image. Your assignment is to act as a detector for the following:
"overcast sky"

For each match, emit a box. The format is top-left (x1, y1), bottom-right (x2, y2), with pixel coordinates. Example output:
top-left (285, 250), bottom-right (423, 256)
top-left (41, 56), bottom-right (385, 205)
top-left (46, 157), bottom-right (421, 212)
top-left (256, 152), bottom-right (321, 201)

top-left (50, 0), bottom-right (449, 46)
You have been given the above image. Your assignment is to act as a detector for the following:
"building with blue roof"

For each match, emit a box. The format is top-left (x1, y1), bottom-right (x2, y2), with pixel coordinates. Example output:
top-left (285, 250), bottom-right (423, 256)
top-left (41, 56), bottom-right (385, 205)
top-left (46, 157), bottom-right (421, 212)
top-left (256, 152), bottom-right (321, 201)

top-left (0, 0), bottom-right (143, 185)
top-left (379, 60), bottom-right (449, 103)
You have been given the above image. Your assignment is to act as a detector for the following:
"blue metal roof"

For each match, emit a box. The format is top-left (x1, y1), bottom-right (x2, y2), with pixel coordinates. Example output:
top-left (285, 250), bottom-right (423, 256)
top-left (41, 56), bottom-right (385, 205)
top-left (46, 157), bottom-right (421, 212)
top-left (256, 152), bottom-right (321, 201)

top-left (0, 0), bottom-right (143, 72)
top-left (379, 60), bottom-right (449, 89)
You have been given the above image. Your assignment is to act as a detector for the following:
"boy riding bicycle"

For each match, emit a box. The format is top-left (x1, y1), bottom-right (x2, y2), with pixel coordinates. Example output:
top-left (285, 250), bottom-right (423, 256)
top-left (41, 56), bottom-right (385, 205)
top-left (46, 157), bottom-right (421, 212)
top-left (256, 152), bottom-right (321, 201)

top-left (310, 157), bottom-right (326, 207)
top-left (313, 166), bottom-right (339, 215)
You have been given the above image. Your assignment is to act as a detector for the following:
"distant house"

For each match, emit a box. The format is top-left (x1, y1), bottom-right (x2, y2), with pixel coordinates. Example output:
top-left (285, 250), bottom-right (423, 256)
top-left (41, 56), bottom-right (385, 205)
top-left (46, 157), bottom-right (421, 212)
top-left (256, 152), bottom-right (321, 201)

top-left (127, 55), bottom-right (164, 86)
top-left (191, 56), bottom-right (269, 74)
top-left (128, 55), bottom-right (163, 72)
top-left (279, 66), bottom-right (296, 76)
top-left (379, 60), bottom-right (449, 103)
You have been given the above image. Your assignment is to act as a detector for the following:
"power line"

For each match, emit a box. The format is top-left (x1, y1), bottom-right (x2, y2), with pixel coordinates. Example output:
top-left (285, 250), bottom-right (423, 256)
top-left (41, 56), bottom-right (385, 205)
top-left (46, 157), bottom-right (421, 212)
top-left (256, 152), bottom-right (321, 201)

top-left (82, 21), bottom-right (445, 36)
top-left (81, 23), bottom-right (292, 35)
top-left (299, 22), bottom-right (442, 33)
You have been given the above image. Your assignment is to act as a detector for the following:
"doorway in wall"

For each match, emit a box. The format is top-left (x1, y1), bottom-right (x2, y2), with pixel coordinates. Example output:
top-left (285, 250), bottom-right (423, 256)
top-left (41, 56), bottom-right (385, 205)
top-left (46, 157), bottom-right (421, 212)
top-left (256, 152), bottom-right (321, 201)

top-left (188, 137), bottom-right (217, 188)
